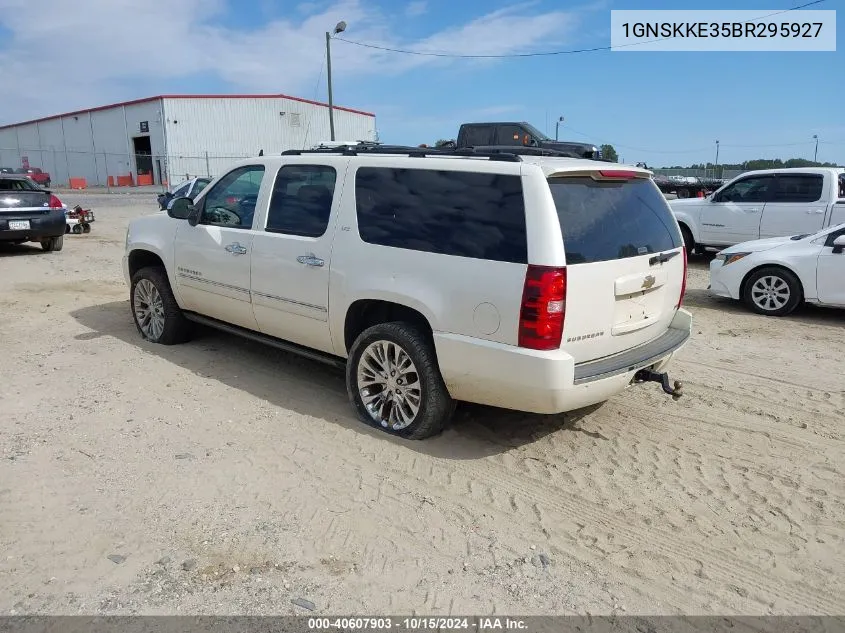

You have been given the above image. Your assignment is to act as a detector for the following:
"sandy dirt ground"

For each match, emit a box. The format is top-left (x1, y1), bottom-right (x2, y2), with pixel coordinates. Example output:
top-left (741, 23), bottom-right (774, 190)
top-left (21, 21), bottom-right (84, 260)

top-left (1, 191), bottom-right (843, 616)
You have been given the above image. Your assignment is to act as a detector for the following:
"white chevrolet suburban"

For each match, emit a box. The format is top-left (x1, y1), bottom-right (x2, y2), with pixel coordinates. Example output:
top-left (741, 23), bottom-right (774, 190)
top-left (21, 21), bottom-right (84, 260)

top-left (123, 144), bottom-right (692, 439)
top-left (671, 167), bottom-right (845, 254)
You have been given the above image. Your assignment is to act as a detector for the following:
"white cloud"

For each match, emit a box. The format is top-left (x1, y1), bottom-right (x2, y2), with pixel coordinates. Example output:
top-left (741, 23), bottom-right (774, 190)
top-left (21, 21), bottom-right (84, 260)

top-left (405, 1), bottom-right (427, 17)
top-left (0, 0), bottom-right (587, 124)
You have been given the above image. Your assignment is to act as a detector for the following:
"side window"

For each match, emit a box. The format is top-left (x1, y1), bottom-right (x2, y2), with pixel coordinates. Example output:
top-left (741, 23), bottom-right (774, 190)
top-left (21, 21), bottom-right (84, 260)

top-left (837, 174), bottom-right (845, 199)
top-left (716, 176), bottom-right (773, 203)
top-left (496, 125), bottom-right (530, 146)
top-left (355, 167), bottom-right (527, 264)
top-left (265, 164), bottom-right (337, 237)
top-left (771, 174), bottom-right (823, 203)
top-left (200, 165), bottom-right (265, 229)
top-left (462, 126), bottom-right (493, 146)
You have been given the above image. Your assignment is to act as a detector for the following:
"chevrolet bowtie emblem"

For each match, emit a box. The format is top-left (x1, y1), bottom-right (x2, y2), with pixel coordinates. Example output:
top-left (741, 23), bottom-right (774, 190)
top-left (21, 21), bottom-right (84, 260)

top-left (641, 275), bottom-right (656, 289)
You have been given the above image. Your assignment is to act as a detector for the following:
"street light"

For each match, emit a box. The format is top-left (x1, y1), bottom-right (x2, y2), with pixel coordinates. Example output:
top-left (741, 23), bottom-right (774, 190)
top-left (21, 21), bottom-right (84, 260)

top-left (715, 140), bottom-right (720, 177)
top-left (813, 134), bottom-right (818, 162)
top-left (326, 20), bottom-right (347, 142)
top-left (555, 116), bottom-right (564, 141)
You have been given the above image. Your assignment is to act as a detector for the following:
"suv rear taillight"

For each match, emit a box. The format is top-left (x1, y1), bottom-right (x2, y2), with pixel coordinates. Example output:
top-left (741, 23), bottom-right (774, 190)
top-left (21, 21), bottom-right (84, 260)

top-left (48, 194), bottom-right (63, 208)
top-left (677, 247), bottom-right (688, 308)
top-left (518, 265), bottom-right (567, 351)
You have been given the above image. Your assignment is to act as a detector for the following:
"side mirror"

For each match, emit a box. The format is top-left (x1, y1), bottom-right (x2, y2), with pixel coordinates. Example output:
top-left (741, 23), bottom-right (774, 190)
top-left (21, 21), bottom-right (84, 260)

top-left (832, 235), bottom-right (845, 254)
top-left (167, 196), bottom-right (194, 220)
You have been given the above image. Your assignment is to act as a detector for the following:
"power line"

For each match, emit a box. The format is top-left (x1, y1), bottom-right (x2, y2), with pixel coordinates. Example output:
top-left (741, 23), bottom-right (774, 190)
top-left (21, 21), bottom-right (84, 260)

top-left (335, 0), bottom-right (826, 59)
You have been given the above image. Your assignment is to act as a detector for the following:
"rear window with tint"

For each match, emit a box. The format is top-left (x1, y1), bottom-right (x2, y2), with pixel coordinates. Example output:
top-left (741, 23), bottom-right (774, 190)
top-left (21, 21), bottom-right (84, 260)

top-left (0, 178), bottom-right (38, 191)
top-left (549, 177), bottom-right (682, 265)
top-left (355, 167), bottom-right (527, 264)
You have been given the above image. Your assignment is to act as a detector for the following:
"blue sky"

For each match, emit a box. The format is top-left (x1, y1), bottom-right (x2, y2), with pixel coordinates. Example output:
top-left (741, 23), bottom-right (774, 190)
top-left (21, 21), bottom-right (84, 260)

top-left (0, 0), bottom-right (842, 167)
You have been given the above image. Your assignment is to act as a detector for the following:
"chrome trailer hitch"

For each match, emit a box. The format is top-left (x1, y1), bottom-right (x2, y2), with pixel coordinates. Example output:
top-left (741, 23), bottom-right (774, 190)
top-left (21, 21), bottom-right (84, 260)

top-left (634, 368), bottom-right (684, 400)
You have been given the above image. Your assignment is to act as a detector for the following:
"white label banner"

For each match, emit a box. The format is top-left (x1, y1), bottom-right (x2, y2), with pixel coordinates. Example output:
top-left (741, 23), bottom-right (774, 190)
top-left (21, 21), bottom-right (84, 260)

top-left (610, 10), bottom-right (836, 51)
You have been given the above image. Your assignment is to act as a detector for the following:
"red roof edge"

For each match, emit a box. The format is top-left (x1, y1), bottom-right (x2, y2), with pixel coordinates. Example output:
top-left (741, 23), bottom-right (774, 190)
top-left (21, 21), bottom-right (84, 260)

top-left (0, 93), bottom-right (376, 130)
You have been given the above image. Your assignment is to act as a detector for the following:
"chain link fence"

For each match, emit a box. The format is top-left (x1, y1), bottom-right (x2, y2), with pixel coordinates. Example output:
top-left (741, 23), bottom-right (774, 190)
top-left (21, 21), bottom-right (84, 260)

top-left (0, 147), bottom-right (255, 190)
top-left (2, 146), bottom-right (754, 190)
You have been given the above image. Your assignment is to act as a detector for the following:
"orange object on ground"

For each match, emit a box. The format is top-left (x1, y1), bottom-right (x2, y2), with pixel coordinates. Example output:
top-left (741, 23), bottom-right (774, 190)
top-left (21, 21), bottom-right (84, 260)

top-left (108, 176), bottom-right (115, 187)
top-left (68, 177), bottom-right (87, 189)
top-left (137, 173), bottom-right (153, 186)
top-left (116, 174), bottom-right (134, 187)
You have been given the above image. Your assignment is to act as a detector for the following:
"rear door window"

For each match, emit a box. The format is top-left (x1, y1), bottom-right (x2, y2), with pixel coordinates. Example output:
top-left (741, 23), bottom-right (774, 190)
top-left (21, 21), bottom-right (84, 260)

top-left (462, 126), bottom-right (494, 146)
top-left (548, 176), bottom-right (682, 264)
top-left (355, 167), bottom-right (527, 264)
top-left (771, 174), bottom-right (824, 203)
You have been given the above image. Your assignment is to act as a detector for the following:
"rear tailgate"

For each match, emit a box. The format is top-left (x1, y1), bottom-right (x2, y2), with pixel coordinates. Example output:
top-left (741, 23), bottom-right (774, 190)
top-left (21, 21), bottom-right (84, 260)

top-left (548, 169), bottom-right (686, 364)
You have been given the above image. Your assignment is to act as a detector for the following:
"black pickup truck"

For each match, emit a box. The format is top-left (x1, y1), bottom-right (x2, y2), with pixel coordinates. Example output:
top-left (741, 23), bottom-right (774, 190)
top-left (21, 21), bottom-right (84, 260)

top-left (448, 121), bottom-right (601, 159)
top-left (0, 174), bottom-right (66, 251)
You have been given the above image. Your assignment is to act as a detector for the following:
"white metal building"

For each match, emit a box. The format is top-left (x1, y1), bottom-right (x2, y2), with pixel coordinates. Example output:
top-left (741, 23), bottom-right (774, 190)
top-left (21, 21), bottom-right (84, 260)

top-left (0, 94), bottom-right (377, 187)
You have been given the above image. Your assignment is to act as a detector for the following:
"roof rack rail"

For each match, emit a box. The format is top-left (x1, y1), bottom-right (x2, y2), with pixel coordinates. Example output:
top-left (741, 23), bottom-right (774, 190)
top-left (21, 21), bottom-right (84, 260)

top-left (281, 142), bottom-right (523, 162)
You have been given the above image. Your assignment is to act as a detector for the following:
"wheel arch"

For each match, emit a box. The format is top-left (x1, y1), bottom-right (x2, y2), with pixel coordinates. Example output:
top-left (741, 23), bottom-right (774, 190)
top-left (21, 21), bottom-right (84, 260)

top-left (343, 299), bottom-right (434, 355)
top-left (739, 262), bottom-right (805, 303)
top-left (128, 248), bottom-right (166, 279)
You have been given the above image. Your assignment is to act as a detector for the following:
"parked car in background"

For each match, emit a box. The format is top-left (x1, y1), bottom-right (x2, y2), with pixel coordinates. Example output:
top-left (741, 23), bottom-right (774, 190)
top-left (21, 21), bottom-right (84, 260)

top-left (15, 167), bottom-right (51, 187)
top-left (709, 222), bottom-right (845, 316)
top-left (0, 167), bottom-right (16, 174)
top-left (670, 168), bottom-right (845, 255)
top-left (0, 174), bottom-right (66, 251)
top-left (157, 177), bottom-right (212, 210)
top-left (123, 144), bottom-right (691, 440)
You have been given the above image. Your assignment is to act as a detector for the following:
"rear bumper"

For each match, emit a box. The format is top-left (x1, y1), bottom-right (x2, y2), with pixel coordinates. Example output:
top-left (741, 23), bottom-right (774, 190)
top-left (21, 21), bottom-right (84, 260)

top-left (0, 210), bottom-right (66, 241)
top-left (434, 308), bottom-right (692, 415)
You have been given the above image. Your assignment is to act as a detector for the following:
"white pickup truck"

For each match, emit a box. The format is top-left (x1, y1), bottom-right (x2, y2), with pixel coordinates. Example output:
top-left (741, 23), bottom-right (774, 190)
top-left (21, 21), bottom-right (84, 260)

top-left (670, 167), bottom-right (845, 253)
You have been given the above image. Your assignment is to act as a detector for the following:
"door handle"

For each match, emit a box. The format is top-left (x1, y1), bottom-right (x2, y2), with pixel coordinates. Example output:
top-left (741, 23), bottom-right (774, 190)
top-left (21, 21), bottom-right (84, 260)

top-left (224, 242), bottom-right (248, 255)
top-left (744, 208), bottom-right (761, 213)
top-left (297, 253), bottom-right (325, 267)
top-left (806, 209), bottom-right (825, 214)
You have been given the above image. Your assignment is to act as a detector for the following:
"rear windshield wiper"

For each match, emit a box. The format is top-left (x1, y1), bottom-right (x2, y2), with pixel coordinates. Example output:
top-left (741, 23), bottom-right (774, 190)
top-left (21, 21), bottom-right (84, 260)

top-left (649, 250), bottom-right (681, 266)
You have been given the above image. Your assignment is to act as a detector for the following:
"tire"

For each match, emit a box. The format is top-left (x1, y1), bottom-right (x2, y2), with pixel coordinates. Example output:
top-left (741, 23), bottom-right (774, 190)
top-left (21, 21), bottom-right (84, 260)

top-left (130, 266), bottom-right (192, 344)
top-left (679, 225), bottom-right (695, 256)
top-left (65, 224), bottom-right (70, 234)
top-left (346, 322), bottom-right (455, 440)
top-left (82, 224), bottom-right (91, 234)
top-left (677, 188), bottom-right (690, 199)
top-left (741, 267), bottom-right (802, 317)
top-left (72, 224), bottom-right (82, 234)
top-left (40, 235), bottom-right (63, 252)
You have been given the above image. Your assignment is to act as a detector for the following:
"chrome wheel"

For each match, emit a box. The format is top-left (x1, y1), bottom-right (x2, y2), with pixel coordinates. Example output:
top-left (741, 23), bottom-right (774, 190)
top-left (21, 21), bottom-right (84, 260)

top-left (133, 279), bottom-right (166, 340)
top-left (356, 340), bottom-right (422, 430)
top-left (751, 275), bottom-right (790, 312)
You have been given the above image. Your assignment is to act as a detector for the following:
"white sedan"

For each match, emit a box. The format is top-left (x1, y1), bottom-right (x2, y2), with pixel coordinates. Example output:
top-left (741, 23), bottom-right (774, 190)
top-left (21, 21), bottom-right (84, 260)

top-left (709, 222), bottom-right (845, 316)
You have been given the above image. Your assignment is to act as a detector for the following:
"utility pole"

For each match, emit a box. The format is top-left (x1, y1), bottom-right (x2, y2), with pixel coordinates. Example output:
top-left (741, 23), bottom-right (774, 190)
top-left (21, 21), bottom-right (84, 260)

top-left (326, 20), bottom-right (347, 142)
top-left (813, 135), bottom-right (818, 162)
top-left (555, 116), bottom-right (564, 141)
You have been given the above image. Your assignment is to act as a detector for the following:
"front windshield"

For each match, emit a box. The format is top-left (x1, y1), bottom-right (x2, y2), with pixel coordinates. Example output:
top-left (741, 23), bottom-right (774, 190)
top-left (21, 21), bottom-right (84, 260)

top-left (522, 122), bottom-right (550, 141)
